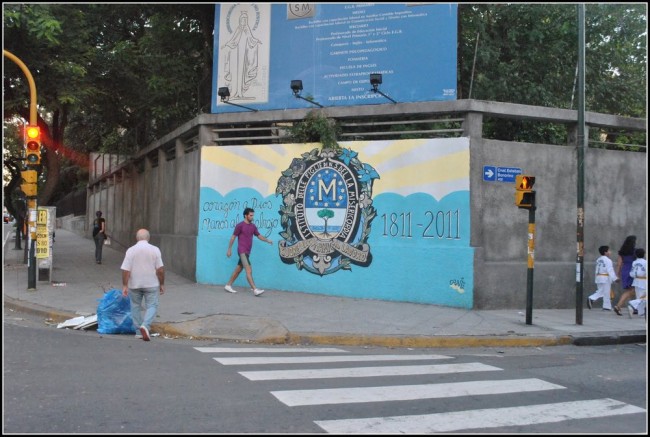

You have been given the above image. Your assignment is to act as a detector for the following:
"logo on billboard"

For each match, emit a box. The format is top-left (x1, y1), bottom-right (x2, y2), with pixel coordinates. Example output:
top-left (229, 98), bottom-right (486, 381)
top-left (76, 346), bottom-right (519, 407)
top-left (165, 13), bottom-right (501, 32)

top-left (276, 147), bottom-right (379, 275)
top-left (287, 4), bottom-right (315, 19)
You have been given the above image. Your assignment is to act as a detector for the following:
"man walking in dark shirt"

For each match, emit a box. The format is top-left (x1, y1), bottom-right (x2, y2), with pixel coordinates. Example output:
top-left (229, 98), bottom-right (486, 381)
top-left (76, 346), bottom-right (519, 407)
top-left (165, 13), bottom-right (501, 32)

top-left (225, 208), bottom-right (273, 296)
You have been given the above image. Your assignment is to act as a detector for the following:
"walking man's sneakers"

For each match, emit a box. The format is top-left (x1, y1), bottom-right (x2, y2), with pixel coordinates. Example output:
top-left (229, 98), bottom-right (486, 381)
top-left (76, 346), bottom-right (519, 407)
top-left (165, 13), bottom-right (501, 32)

top-left (140, 325), bottom-right (150, 341)
top-left (587, 298), bottom-right (593, 310)
top-left (224, 284), bottom-right (237, 293)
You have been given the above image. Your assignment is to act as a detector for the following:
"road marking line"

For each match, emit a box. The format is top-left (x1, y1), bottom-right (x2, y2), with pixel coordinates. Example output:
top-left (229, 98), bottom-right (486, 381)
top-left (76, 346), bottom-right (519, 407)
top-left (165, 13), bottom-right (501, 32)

top-left (271, 378), bottom-right (564, 406)
top-left (214, 354), bottom-right (453, 365)
top-left (240, 362), bottom-right (502, 381)
top-left (194, 347), bottom-right (347, 353)
top-left (315, 398), bottom-right (646, 433)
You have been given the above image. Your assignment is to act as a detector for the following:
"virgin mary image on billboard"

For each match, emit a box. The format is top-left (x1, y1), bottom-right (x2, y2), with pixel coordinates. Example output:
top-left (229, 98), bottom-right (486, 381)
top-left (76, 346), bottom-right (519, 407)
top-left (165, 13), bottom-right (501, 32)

top-left (217, 3), bottom-right (271, 104)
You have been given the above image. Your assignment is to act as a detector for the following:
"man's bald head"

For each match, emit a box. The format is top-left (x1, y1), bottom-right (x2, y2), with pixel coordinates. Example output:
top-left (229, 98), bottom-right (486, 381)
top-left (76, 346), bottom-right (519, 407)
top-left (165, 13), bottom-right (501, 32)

top-left (136, 229), bottom-right (150, 241)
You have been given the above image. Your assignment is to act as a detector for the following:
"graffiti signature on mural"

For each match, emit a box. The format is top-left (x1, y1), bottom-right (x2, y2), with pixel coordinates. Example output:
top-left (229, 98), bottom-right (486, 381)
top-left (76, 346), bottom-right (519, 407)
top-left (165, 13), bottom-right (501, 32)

top-left (449, 277), bottom-right (466, 293)
top-left (276, 147), bottom-right (379, 276)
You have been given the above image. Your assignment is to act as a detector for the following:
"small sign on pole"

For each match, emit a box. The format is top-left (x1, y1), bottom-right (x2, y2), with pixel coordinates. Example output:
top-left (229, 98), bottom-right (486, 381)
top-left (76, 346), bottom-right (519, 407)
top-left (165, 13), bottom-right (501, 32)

top-left (36, 206), bottom-right (55, 281)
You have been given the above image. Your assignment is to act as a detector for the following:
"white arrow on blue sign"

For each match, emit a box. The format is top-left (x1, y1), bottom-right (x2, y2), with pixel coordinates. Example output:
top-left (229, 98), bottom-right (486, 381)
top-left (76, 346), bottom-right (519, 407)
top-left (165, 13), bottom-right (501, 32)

top-left (483, 165), bottom-right (522, 183)
top-left (483, 166), bottom-right (496, 181)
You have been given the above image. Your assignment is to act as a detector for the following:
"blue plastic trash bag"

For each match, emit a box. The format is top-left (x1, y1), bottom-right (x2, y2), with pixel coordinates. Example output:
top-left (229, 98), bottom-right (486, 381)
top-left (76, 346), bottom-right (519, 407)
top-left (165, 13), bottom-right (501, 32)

top-left (97, 288), bottom-right (136, 334)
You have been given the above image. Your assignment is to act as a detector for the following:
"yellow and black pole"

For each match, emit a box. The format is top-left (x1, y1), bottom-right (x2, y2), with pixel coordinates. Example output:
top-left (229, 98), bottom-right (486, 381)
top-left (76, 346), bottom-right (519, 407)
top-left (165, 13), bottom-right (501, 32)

top-left (525, 206), bottom-right (536, 325)
top-left (515, 175), bottom-right (536, 325)
top-left (4, 49), bottom-right (40, 290)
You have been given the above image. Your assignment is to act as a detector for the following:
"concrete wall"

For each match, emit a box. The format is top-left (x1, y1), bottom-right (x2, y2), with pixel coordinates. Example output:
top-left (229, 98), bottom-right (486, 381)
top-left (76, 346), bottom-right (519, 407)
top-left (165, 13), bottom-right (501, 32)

top-left (56, 214), bottom-right (86, 236)
top-left (471, 138), bottom-right (646, 309)
top-left (87, 138), bottom-right (201, 280)
top-left (84, 100), bottom-right (646, 309)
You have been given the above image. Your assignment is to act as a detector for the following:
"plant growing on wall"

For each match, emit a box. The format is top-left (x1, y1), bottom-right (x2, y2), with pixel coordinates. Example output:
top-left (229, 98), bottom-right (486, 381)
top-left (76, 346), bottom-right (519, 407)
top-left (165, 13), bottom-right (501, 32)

top-left (288, 111), bottom-right (341, 149)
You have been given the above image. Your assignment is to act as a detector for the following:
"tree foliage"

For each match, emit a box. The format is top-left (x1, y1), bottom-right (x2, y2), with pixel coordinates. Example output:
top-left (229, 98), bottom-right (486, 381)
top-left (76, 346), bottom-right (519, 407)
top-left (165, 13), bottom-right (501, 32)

top-left (3, 4), bottom-right (215, 208)
top-left (288, 111), bottom-right (342, 149)
top-left (458, 4), bottom-right (646, 142)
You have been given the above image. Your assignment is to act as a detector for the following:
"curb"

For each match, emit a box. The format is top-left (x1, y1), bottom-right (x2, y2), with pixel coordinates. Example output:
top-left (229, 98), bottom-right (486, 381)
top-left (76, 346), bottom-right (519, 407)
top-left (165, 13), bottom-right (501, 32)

top-left (4, 296), bottom-right (78, 324)
top-left (4, 297), bottom-right (646, 348)
top-left (285, 333), bottom-right (574, 348)
top-left (571, 333), bottom-right (647, 346)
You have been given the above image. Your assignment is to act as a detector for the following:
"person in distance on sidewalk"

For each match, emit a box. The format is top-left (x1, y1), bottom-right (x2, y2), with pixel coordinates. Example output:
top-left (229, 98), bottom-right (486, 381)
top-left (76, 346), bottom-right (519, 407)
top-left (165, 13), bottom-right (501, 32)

top-left (121, 229), bottom-right (165, 341)
top-left (627, 248), bottom-right (647, 319)
top-left (613, 235), bottom-right (637, 315)
top-left (92, 210), bottom-right (107, 264)
top-left (587, 245), bottom-right (617, 311)
top-left (225, 208), bottom-right (273, 296)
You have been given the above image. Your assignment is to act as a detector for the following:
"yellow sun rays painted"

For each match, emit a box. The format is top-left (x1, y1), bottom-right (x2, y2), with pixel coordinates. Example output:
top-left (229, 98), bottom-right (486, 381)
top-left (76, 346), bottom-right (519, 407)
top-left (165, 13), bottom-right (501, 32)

top-left (201, 139), bottom-right (469, 198)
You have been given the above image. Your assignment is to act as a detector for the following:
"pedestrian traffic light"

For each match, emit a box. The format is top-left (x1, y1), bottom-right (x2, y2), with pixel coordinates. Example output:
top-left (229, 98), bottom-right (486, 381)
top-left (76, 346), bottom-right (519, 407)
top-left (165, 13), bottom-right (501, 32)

top-left (20, 169), bottom-right (38, 197)
top-left (515, 175), bottom-right (536, 209)
top-left (25, 125), bottom-right (41, 165)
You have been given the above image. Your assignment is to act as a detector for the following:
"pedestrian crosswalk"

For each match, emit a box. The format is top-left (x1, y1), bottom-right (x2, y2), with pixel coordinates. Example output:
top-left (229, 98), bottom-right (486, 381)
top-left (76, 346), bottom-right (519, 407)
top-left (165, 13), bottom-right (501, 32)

top-left (194, 346), bottom-right (646, 433)
top-left (315, 399), bottom-right (645, 434)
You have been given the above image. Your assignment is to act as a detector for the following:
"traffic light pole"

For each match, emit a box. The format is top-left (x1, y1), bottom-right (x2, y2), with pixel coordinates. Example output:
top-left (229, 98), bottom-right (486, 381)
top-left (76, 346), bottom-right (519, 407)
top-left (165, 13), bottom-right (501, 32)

top-left (526, 205), bottom-right (536, 325)
top-left (4, 50), bottom-right (39, 290)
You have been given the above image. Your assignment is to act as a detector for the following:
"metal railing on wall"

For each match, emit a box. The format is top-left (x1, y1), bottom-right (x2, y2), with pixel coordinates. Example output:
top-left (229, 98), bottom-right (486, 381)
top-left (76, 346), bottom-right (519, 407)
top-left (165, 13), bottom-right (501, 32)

top-left (88, 100), bottom-right (646, 188)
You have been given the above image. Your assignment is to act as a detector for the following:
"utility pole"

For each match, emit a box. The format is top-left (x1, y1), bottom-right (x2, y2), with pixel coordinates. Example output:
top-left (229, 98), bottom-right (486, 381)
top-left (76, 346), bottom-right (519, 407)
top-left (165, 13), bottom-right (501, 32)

top-left (575, 5), bottom-right (586, 325)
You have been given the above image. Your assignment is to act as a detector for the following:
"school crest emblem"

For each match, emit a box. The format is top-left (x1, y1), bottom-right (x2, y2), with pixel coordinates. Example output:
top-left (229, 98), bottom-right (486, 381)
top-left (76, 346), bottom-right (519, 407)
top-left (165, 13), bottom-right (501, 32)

top-left (276, 147), bottom-right (379, 275)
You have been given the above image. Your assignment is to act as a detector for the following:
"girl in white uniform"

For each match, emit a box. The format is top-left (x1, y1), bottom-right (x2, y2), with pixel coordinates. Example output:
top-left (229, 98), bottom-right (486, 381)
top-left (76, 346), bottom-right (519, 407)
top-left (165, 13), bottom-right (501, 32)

top-left (627, 248), bottom-right (646, 318)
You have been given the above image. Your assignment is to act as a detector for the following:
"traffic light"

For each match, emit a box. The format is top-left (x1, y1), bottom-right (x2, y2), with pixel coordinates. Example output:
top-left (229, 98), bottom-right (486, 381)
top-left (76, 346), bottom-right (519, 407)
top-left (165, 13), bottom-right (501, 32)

top-left (20, 169), bottom-right (38, 197)
top-left (25, 125), bottom-right (41, 165)
top-left (515, 175), bottom-right (536, 209)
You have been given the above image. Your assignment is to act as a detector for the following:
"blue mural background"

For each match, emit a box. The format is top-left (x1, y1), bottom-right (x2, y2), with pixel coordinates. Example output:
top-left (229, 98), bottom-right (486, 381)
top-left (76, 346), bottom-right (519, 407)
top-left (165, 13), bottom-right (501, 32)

top-left (197, 139), bottom-right (473, 307)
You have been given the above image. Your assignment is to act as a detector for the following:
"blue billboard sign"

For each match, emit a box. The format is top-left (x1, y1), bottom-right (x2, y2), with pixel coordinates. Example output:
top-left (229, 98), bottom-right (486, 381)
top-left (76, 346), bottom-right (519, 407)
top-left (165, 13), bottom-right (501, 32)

top-left (211, 3), bottom-right (458, 113)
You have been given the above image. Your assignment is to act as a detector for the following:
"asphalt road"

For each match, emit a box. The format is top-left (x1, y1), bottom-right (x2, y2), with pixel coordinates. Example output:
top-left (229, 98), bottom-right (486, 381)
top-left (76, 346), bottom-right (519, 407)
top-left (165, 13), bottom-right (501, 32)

top-left (3, 311), bottom-right (647, 434)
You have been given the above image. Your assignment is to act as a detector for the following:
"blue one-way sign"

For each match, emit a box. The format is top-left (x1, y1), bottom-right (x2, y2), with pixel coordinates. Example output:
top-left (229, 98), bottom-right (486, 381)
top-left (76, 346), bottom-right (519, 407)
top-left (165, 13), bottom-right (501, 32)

top-left (483, 165), bottom-right (522, 183)
top-left (483, 166), bottom-right (496, 182)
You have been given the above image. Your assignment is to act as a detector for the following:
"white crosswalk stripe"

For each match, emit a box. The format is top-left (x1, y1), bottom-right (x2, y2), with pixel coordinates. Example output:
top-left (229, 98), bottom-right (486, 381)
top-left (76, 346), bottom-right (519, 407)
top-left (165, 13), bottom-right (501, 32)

top-left (239, 362), bottom-right (501, 380)
top-left (194, 347), bottom-right (347, 353)
top-left (314, 398), bottom-right (647, 433)
top-left (271, 378), bottom-right (564, 406)
top-left (213, 353), bottom-right (452, 365)
top-left (197, 346), bottom-right (646, 433)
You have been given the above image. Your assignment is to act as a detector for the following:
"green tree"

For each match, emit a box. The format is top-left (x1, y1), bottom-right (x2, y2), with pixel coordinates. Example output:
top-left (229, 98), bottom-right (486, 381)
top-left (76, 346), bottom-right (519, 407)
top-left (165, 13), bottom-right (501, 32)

top-left (317, 208), bottom-right (335, 237)
top-left (458, 4), bottom-right (646, 142)
top-left (3, 4), bottom-right (215, 206)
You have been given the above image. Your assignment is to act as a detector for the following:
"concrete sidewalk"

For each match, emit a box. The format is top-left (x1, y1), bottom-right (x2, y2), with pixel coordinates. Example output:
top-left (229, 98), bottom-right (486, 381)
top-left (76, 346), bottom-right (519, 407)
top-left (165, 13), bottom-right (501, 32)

top-left (3, 227), bottom-right (646, 347)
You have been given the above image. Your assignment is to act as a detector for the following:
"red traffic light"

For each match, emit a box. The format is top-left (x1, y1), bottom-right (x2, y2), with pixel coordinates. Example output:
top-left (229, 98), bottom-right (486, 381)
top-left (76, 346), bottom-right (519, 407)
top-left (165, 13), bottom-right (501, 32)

top-left (27, 140), bottom-right (40, 151)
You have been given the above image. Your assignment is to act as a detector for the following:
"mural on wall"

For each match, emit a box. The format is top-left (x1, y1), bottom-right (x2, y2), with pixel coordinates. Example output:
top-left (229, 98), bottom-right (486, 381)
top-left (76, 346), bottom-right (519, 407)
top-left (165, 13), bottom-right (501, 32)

top-left (276, 147), bottom-right (378, 275)
top-left (197, 138), bottom-right (473, 308)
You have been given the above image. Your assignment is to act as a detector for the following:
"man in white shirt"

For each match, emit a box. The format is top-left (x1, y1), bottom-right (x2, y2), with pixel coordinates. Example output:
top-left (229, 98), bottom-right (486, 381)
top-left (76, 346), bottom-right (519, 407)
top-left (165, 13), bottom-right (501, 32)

top-left (121, 229), bottom-right (165, 341)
